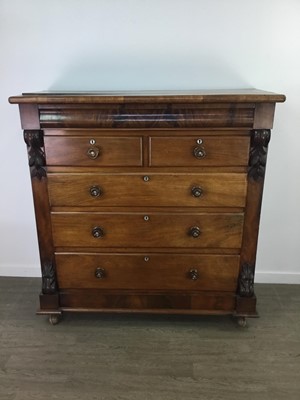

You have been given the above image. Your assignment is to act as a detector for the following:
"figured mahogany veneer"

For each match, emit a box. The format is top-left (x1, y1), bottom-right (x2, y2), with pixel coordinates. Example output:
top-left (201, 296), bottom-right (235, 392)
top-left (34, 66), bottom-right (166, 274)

top-left (9, 89), bottom-right (285, 323)
top-left (55, 253), bottom-right (240, 291)
top-left (149, 136), bottom-right (250, 166)
top-left (47, 172), bottom-right (247, 207)
top-left (44, 136), bottom-right (143, 166)
top-left (51, 211), bottom-right (244, 249)
top-left (58, 290), bottom-right (236, 313)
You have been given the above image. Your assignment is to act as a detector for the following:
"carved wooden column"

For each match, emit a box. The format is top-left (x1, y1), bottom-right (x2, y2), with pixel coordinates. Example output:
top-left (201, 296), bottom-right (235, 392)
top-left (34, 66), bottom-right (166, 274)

top-left (236, 129), bottom-right (271, 315)
top-left (23, 130), bottom-right (60, 313)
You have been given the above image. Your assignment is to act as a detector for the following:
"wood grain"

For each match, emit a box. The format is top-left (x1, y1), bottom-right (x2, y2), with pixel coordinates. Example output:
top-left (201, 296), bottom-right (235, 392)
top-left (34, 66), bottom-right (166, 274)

top-left (37, 104), bottom-right (255, 129)
top-left (51, 212), bottom-right (244, 249)
top-left (149, 136), bottom-right (250, 166)
top-left (44, 135), bottom-right (143, 166)
top-left (55, 253), bottom-right (240, 291)
top-left (59, 289), bottom-right (236, 312)
top-left (47, 172), bottom-right (247, 207)
top-left (9, 89), bottom-right (286, 104)
top-left (10, 90), bottom-right (285, 319)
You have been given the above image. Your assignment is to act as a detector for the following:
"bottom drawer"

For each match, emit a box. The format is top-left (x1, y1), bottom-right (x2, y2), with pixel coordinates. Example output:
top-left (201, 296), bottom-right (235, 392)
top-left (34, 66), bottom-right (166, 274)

top-left (55, 253), bottom-right (239, 291)
top-left (59, 289), bottom-right (236, 313)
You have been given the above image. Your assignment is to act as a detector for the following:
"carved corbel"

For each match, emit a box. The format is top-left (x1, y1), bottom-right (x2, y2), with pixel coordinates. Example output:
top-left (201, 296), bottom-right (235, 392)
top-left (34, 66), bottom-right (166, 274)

top-left (248, 129), bottom-right (271, 180)
top-left (41, 259), bottom-right (57, 294)
top-left (23, 130), bottom-right (46, 179)
top-left (238, 263), bottom-right (254, 297)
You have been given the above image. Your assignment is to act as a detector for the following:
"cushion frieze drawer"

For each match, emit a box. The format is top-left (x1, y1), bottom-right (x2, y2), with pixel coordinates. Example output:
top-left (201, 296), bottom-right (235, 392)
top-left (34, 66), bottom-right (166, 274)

top-left (51, 212), bottom-right (244, 249)
top-left (44, 136), bottom-right (143, 166)
top-left (48, 172), bottom-right (247, 207)
top-left (149, 136), bottom-right (250, 166)
top-left (55, 253), bottom-right (240, 291)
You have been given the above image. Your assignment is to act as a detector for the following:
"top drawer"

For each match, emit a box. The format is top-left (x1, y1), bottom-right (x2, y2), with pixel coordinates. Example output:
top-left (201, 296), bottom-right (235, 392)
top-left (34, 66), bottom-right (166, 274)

top-left (44, 136), bottom-right (143, 166)
top-left (149, 136), bottom-right (250, 167)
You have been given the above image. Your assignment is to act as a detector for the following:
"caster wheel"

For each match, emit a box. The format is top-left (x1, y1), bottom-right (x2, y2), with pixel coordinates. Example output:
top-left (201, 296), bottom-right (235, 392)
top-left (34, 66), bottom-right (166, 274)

top-left (48, 314), bottom-right (61, 325)
top-left (237, 317), bottom-right (247, 328)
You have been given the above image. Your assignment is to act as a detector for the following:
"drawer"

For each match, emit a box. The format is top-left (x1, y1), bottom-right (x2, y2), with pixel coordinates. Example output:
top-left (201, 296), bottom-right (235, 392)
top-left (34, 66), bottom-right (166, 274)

top-left (55, 253), bottom-right (240, 291)
top-left (149, 136), bottom-right (250, 166)
top-left (48, 172), bottom-right (247, 207)
top-left (51, 212), bottom-right (244, 249)
top-left (59, 290), bottom-right (236, 313)
top-left (44, 136), bottom-right (143, 166)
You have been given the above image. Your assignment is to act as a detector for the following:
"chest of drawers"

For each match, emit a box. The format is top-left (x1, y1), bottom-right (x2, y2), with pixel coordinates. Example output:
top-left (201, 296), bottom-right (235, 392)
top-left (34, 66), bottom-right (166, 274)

top-left (9, 90), bottom-right (285, 325)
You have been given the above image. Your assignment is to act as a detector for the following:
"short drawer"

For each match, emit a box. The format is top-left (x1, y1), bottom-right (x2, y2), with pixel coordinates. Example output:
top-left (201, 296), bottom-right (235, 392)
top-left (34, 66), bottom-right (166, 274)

top-left (48, 172), bottom-right (247, 207)
top-left (44, 136), bottom-right (142, 166)
top-left (55, 253), bottom-right (240, 291)
top-left (51, 212), bottom-right (244, 249)
top-left (149, 136), bottom-right (250, 166)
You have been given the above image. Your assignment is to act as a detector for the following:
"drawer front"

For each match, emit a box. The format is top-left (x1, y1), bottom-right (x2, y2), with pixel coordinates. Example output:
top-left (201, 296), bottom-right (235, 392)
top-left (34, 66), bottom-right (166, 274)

top-left (48, 172), bottom-right (247, 207)
top-left (55, 253), bottom-right (240, 291)
top-left (44, 136), bottom-right (143, 166)
top-left (149, 136), bottom-right (250, 166)
top-left (59, 290), bottom-right (236, 312)
top-left (51, 212), bottom-right (244, 248)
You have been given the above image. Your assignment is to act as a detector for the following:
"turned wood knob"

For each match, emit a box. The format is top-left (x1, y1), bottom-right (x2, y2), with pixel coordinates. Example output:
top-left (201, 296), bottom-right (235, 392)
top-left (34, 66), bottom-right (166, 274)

top-left (87, 147), bottom-right (100, 160)
top-left (95, 267), bottom-right (106, 279)
top-left (90, 186), bottom-right (102, 197)
top-left (189, 226), bottom-right (201, 238)
top-left (193, 146), bottom-right (206, 159)
top-left (191, 186), bottom-right (203, 198)
top-left (188, 269), bottom-right (199, 280)
top-left (92, 226), bottom-right (105, 238)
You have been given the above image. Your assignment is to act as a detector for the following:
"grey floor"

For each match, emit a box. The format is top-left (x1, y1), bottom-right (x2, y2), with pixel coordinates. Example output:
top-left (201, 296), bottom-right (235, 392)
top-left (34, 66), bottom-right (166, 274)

top-left (0, 278), bottom-right (300, 400)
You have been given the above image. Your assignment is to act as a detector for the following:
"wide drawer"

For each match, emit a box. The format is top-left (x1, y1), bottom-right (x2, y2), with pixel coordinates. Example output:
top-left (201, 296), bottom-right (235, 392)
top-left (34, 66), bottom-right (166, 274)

top-left (55, 253), bottom-right (240, 291)
top-left (59, 289), bottom-right (236, 313)
top-left (51, 212), bottom-right (244, 248)
top-left (44, 136), bottom-right (143, 166)
top-left (48, 172), bottom-right (247, 207)
top-left (149, 136), bottom-right (250, 166)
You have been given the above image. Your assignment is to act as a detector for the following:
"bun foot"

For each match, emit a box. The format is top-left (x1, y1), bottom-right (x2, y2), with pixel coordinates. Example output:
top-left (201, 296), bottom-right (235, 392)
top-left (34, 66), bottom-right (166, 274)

top-left (48, 314), bottom-right (61, 325)
top-left (237, 317), bottom-right (247, 327)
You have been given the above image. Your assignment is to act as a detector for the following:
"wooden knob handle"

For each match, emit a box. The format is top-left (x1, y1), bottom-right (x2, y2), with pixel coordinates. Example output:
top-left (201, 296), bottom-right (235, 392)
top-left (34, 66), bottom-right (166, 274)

top-left (188, 269), bottom-right (199, 280)
top-left (95, 267), bottom-right (106, 279)
top-left (87, 147), bottom-right (100, 160)
top-left (90, 186), bottom-right (102, 197)
top-left (189, 226), bottom-right (201, 238)
top-left (193, 146), bottom-right (206, 159)
top-left (92, 226), bottom-right (105, 238)
top-left (191, 186), bottom-right (203, 198)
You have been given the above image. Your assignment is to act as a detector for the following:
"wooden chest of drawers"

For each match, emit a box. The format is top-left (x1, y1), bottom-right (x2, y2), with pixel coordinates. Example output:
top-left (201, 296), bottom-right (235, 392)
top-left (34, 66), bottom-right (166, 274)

top-left (9, 90), bottom-right (285, 325)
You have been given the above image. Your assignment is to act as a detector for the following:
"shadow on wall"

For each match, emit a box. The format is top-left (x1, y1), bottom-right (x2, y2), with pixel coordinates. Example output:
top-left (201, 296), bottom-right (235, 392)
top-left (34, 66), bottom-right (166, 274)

top-left (48, 54), bottom-right (252, 91)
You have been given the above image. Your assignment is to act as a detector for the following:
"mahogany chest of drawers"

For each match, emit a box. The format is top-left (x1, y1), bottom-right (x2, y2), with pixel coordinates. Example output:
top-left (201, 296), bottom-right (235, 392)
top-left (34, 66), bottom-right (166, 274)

top-left (9, 90), bottom-right (285, 325)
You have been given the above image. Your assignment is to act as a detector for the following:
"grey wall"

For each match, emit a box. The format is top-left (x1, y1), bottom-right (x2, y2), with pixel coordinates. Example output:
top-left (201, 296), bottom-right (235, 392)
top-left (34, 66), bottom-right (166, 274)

top-left (1, 0), bottom-right (299, 282)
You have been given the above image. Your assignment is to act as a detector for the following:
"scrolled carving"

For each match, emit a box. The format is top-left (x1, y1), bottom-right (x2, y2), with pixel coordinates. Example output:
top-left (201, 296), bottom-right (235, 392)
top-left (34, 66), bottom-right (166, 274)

top-left (23, 130), bottom-right (46, 179)
top-left (248, 129), bottom-right (271, 181)
top-left (238, 263), bottom-right (254, 297)
top-left (41, 259), bottom-right (57, 294)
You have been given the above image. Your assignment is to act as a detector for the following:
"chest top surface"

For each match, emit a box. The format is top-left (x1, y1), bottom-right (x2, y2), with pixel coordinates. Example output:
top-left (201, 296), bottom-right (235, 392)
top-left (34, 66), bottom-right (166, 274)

top-left (9, 89), bottom-right (286, 104)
